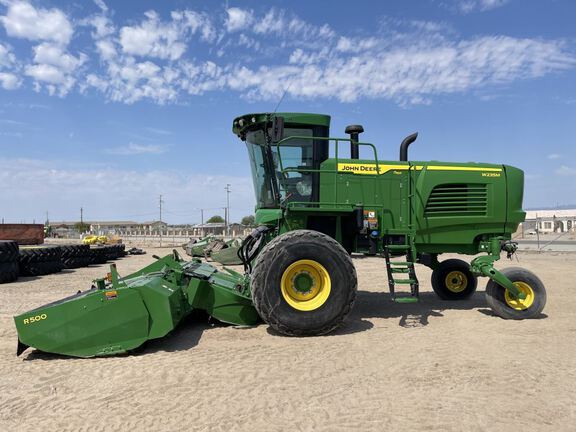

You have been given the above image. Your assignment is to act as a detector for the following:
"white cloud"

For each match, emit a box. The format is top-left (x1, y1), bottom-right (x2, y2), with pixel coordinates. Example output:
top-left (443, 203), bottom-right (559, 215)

top-left (24, 63), bottom-right (65, 84)
top-left (88, 14), bottom-right (115, 39)
top-left (0, 71), bottom-right (20, 89)
top-left (336, 36), bottom-right (379, 53)
top-left (0, 42), bottom-right (17, 67)
top-left (227, 36), bottom-right (576, 103)
top-left (0, 42), bottom-right (20, 89)
top-left (120, 11), bottom-right (184, 60)
top-left (93, 0), bottom-right (108, 13)
top-left (225, 7), bottom-right (253, 32)
top-left (106, 142), bottom-right (168, 155)
top-left (555, 165), bottom-right (576, 176)
top-left (456, 0), bottom-right (510, 14)
top-left (118, 9), bottom-right (213, 60)
top-left (0, 1), bottom-right (73, 45)
top-left (24, 43), bottom-right (86, 96)
top-left (547, 153), bottom-right (561, 160)
top-left (146, 127), bottom-right (172, 135)
top-left (1, 3), bottom-right (575, 108)
top-left (33, 43), bottom-right (86, 72)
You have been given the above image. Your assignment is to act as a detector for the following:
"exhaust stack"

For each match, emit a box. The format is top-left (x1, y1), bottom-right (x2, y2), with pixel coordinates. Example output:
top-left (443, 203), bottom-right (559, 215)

top-left (345, 125), bottom-right (364, 159)
top-left (399, 132), bottom-right (418, 161)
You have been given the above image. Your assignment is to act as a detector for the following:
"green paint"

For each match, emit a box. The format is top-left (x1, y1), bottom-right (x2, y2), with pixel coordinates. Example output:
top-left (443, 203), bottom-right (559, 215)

top-left (14, 256), bottom-right (259, 358)
top-left (239, 112), bottom-right (527, 300)
top-left (294, 273), bottom-right (313, 293)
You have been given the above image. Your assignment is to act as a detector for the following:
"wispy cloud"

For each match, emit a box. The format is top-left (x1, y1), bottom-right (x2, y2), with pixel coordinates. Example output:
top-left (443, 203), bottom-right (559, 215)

top-left (1, 1), bottom-right (575, 106)
top-left (145, 127), bottom-right (172, 135)
top-left (0, 118), bottom-right (27, 126)
top-left (452, 0), bottom-right (510, 14)
top-left (106, 142), bottom-right (168, 155)
top-left (555, 165), bottom-right (576, 176)
top-left (547, 153), bottom-right (561, 160)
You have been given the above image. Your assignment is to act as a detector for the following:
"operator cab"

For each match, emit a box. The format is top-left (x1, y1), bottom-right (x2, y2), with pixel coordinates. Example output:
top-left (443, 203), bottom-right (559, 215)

top-left (233, 113), bottom-right (330, 208)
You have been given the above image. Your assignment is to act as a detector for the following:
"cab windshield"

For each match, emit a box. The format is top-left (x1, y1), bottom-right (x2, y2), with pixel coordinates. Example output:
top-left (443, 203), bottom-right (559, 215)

top-left (245, 128), bottom-right (314, 208)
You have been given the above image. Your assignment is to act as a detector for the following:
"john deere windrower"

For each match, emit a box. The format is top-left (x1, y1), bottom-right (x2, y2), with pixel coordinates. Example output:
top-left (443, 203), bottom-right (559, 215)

top-left (14, 112), bottom-right (546, 357)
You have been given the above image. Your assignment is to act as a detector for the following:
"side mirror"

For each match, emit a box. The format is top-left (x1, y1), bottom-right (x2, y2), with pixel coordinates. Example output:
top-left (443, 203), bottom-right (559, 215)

top-left (271, 116), bottom-right (284, 142)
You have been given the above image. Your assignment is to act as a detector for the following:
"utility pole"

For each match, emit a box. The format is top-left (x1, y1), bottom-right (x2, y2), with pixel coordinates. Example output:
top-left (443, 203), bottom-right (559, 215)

top-left (80, 207), bottom-right (83, 224)
top-left (225, 184), bottom-right (231, 237)
top-left (201, 209), bottom-right (204, 237)
top-left (159, 194), bottom-right (164, 247)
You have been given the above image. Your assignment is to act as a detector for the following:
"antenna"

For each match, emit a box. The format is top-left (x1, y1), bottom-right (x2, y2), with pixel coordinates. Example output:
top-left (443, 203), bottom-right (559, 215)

top-left (273, 80), bottom-right (293, 113)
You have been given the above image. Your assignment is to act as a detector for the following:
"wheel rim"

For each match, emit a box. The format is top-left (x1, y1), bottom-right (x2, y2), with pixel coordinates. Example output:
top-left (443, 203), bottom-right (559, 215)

top-left (445, 270), bottom-right (468, 293)
top-left (504, 281), bottom-right (535, 310)
top-left (280, 259), bottom-right (331, 311)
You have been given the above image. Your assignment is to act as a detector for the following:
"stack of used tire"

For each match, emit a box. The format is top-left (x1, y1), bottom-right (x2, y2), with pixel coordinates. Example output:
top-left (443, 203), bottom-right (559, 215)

top-left (60, 244), bottom-right (91, 269)
top-left (89, 245), bottom-right (108, 264)
top-left (19, 245), bottom-right (63, 276)
top-left (0, 240), bottom-right (19, 283)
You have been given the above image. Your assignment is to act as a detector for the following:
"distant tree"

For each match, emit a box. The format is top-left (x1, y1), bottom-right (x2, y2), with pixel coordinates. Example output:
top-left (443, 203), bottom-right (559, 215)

top-left (74, 222), bottom-right (90, 233)
top-left (206, 215), bottom-right (224, 223)
top-left (241, 215), bottom-right (255, 226)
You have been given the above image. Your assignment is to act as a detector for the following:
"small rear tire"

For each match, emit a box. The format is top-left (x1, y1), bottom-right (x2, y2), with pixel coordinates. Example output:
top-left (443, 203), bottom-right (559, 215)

top-left (431, 259), bottom-right (477, 300)
top-left (485, 267), bottom-right (546, 320)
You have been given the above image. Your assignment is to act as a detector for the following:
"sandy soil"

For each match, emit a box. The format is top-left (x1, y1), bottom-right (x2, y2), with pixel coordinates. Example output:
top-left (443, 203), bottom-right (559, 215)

top-left (1, 248), bottom-right (575, 431)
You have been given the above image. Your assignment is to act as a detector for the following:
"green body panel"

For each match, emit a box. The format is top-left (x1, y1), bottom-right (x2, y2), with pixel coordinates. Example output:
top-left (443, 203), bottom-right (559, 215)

top-left (211, 246), bottom-right (242, 265)
top-left (186, 236), bottom-right (215, 257)
top-left (186, 265), bottom-right (259, 326)
top-left (255, 208), bottom-right (282, 225)
top-left (14, 255), bottom-right (258, 358)
top-left (14, 288), bottom-right (151, 357)
top-left (240, 113), bottom-right (525, 257)
top-left (312, 158), bottom-right (524, 255)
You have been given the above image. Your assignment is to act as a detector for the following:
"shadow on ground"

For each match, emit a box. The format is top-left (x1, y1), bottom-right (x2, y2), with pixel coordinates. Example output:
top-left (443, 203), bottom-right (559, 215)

top-left (21, 289), bottom-right (546, 360)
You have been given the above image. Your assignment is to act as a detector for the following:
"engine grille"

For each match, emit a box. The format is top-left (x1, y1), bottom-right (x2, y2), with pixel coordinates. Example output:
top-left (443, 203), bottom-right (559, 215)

top-left (424, 183), bottom-right (488, 217)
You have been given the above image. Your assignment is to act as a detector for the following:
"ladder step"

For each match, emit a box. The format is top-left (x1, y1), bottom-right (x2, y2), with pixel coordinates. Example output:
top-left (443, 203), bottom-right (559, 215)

top-left (390, 268), bottom-right (410, 273)
top-left (393, 279), bottom-right (417, 284)
top-left (390, 261), bottom-right (412, 266)
top-left (394, 296), bottom-right (419, 304)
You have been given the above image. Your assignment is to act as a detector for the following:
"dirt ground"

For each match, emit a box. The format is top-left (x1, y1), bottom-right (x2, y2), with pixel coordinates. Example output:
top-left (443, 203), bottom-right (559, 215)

top-left (1, 248), bottom-right (575, 431)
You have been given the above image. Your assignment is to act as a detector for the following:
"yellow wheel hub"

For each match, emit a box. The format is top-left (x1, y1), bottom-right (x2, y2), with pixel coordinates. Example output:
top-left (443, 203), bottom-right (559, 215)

top-left (445, 271), bottom-right (468, 293)
top-left (280, 259), bottom-right (331, 311)
top-left (505, 281), bottom-right (535, 310)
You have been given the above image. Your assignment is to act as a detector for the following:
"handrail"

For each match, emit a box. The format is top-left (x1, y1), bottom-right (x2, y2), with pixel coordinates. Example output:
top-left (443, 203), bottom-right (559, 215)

top-left (274, 135), bottom-right (382, 205)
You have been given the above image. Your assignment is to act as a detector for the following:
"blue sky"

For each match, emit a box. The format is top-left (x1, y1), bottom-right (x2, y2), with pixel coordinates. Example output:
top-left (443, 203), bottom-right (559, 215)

top-left (0, 0), bottom-right (575, 224)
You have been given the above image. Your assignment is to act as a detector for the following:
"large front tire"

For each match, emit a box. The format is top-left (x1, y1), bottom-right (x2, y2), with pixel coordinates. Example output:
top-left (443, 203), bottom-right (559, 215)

top-left (251, 230), bottom-right (357, 336)
top-left (485, 267), bottom-right (546, 319)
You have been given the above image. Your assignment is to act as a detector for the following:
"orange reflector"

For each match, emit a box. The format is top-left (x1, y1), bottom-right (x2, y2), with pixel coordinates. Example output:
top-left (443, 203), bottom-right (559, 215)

top-left (105, 290), bottom-right (118, 300)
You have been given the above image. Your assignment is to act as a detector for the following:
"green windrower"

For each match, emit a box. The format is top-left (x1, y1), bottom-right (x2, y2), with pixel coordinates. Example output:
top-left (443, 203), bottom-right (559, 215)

top-left (14, 112), bottom-right (546, 358)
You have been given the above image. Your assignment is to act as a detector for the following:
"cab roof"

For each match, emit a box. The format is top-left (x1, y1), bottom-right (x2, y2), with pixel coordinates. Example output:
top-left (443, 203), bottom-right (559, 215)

top-left (232, 112), bottom-right (331, 138)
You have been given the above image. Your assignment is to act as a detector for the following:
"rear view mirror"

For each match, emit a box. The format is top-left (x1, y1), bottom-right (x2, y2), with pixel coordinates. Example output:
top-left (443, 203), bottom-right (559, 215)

top-left (271, 116), bottom-right (284, 142)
